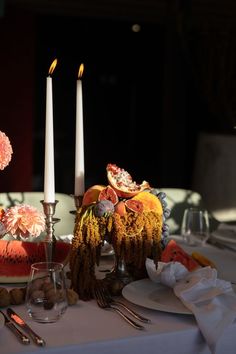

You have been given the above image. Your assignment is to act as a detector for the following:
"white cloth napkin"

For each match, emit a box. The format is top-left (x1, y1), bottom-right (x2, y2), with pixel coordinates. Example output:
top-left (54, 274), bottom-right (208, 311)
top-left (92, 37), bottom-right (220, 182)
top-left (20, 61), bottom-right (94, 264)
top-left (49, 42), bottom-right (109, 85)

top-left (145, 258), bottom-right (236, 354)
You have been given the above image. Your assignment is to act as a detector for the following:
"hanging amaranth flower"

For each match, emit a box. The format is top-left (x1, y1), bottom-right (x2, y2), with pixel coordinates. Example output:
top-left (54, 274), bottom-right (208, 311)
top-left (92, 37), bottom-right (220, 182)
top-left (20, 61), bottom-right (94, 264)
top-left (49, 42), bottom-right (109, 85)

top-left (1, 204), bottom-right (46, 239)
top-left (0, 131), bottom-right (13, 170)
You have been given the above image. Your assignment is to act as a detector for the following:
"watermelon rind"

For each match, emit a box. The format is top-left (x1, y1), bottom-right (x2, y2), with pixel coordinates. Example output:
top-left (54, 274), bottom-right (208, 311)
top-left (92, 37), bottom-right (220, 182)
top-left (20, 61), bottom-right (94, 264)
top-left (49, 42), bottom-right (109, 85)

top-left (0, 239), bottom-right (71, 283)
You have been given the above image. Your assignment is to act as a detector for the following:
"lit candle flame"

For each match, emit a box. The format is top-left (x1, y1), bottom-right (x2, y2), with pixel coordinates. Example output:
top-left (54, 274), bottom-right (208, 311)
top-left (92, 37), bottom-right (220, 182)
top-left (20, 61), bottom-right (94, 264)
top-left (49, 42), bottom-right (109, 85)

top-left (78, 63), bottom-right (84, 80)
top-left (48, 58), bottom-right (58, 76)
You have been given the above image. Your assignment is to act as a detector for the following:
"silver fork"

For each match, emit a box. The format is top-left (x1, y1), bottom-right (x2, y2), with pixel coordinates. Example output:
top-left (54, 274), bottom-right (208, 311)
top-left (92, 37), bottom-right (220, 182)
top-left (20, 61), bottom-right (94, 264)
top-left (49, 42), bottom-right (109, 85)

top-left (93, 282), bottom-right (144, 330)
top-left (99, 281), bottom-right (151, 323)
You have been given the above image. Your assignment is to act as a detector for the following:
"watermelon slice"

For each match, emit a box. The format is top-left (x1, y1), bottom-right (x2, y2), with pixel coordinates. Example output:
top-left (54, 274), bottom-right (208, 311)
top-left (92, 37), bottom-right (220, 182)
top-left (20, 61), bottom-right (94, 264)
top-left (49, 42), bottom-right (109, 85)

top-left (0, 240), bottom-right (71, 283)
top-left (161, 239), bottom-right (199, 271)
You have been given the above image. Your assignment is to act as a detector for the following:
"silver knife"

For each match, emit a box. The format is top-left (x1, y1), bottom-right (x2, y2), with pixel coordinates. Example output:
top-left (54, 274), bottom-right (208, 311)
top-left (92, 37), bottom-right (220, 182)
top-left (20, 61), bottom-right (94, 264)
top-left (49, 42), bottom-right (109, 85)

top-left (0, 310), bottom-right (30, 345)
top-left (7, 308), bottom-right (46, 347)
top-left (208, 238), bottom-right (236, 252)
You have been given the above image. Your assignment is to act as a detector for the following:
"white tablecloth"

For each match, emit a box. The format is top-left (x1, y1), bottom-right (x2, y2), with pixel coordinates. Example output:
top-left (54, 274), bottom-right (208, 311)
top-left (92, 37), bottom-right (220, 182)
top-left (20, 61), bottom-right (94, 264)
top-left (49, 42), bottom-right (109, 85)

top-left (1, 241), bottom-right (236, 354)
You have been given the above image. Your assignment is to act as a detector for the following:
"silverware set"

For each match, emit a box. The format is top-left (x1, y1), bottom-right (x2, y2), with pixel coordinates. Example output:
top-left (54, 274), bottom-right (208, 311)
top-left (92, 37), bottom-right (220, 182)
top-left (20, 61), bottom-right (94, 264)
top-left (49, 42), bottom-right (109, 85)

top-left (0, 308), bottom-right (45, 346)
top-left (1, 281), bottom-right (149, 344)
top-left (0, 310), bottom-right (30, 345)
top-left (93, 280), bottom-right (151, 330)
top-left (209, 238), bottom-right (236, 252)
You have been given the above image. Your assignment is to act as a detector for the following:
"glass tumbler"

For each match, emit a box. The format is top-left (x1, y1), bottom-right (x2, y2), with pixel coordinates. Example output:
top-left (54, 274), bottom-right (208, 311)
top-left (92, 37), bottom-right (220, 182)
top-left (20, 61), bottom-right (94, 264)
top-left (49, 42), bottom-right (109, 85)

top-left (181, 207), bottom-right (210, 246)
top-left (25, 262), bottom-right (68, 323)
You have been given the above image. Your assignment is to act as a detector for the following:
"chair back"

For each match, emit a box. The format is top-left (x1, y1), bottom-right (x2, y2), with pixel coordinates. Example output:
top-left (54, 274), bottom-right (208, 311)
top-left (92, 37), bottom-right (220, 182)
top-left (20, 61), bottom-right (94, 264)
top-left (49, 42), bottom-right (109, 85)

top-left (158, 188), bottom-right (218, 234)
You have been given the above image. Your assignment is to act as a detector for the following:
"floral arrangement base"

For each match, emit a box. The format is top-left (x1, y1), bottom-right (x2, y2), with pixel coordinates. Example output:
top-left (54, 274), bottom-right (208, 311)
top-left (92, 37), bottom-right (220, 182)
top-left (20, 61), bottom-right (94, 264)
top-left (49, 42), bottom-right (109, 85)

top-left (103, 256), bottom-right (134, 295)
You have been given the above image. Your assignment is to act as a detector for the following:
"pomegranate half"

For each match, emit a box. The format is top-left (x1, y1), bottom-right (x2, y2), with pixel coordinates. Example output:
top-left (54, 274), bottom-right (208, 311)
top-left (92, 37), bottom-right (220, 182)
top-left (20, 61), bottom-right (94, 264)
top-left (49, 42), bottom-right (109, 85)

top-left (106, 163), bottom-right (150, 198)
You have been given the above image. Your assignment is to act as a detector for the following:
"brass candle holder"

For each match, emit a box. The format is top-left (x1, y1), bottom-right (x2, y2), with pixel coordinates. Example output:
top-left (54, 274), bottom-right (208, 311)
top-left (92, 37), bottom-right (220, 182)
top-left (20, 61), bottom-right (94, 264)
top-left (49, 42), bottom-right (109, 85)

top-left (41, 200), bottom-right (60, 263)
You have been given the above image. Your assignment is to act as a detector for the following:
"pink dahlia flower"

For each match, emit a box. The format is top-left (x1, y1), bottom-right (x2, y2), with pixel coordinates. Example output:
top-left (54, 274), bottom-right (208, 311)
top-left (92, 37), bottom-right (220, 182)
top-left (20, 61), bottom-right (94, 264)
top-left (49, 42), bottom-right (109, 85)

top-left (2, 204), bottom-right (46, 239)
top-left (0, 131), bottom-right (13, 170)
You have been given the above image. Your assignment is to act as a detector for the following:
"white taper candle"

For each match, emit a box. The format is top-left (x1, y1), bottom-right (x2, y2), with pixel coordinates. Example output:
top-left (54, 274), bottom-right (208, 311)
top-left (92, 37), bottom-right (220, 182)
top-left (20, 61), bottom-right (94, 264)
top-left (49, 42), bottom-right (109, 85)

top-left (74, 63), bottom-right (85, 196)
top-left (44, 59), bottom-right (57, 203)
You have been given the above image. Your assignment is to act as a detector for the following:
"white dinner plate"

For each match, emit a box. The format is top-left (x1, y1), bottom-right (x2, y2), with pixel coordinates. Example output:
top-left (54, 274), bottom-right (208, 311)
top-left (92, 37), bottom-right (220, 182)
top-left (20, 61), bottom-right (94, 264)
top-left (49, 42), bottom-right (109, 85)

top-left (0, 313), bottom-right (4, 330)
top-left (122, 278), bottom-right (192, 315)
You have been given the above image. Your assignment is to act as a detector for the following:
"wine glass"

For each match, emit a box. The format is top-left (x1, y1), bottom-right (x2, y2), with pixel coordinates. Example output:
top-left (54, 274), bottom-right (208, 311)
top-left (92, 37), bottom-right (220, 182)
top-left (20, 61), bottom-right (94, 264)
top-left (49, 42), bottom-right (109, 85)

top-left (25, 262), bottom-right (68, 323)
top-left (181, 207), bottom-right (210, 246)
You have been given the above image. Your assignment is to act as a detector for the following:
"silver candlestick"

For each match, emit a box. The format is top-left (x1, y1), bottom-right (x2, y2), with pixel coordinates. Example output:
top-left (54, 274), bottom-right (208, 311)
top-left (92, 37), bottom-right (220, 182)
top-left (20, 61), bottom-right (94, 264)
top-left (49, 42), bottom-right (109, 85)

top-left (41, 200), bottom-right (60, 263)
top-left (70, 195), bottom-right (83, 214)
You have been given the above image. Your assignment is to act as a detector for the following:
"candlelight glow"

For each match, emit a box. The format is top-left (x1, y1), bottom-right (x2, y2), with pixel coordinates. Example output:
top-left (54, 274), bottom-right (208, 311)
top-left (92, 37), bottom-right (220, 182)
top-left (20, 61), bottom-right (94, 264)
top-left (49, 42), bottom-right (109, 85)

top-left (48, 58), bottom-right (58, 76)
top-left (78, 63), bottom-right (84, 79)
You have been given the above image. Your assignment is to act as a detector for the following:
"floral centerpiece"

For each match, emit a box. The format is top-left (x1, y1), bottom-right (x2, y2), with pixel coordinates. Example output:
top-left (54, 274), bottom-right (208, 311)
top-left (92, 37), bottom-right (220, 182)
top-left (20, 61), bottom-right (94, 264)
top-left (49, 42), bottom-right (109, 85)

top-left (0, 131), bottom-right (49, 283)
top-left (0, 130), bottom-right (46, 241)
top-left (69, 163), bottom-right (170, 300)
top-left (0, 131), bottom-right (71, 287)
top-left (0, 130), bottom-right (13, 171)
top-left (0, 204), bottom-right (46, 241)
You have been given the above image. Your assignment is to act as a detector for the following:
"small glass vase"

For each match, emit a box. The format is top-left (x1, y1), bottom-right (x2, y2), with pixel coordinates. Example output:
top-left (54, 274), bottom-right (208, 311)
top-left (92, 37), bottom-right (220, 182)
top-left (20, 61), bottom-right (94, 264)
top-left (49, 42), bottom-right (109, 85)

top-left (104, 252), bottom-right (134, 295)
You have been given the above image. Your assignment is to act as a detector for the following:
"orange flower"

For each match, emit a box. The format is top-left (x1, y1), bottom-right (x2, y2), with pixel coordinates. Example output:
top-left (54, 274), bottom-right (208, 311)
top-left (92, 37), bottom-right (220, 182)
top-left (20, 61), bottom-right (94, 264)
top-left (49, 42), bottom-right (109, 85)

top-left (2, 204), bottom-right (46, 239)
top-left (0, 131), bottom-right (13, 170)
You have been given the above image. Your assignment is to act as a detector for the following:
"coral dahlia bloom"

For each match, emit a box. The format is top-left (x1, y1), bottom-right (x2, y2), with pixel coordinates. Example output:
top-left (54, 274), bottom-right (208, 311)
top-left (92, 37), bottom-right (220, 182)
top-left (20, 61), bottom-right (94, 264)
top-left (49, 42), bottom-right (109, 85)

top-left (0, 131), bottom-right (13, 170)
top-left (2, 204), bottom-right (46, 239)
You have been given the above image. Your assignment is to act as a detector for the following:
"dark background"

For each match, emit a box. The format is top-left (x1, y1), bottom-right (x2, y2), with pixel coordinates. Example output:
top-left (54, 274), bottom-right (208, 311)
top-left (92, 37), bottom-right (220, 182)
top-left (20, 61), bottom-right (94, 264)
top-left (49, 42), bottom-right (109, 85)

top-left (1, 0), bottom-right (236, 213)
top-left (34, 16), bottom-right (168, 191)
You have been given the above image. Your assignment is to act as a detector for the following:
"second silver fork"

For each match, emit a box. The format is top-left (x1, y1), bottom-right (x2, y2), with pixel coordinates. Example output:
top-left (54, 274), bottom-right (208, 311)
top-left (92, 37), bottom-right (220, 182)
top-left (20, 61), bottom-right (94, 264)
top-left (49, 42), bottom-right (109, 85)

top-left (99, 281), bottom-right (151, 323)
top-left (94, 281), bottom-right (145, 330)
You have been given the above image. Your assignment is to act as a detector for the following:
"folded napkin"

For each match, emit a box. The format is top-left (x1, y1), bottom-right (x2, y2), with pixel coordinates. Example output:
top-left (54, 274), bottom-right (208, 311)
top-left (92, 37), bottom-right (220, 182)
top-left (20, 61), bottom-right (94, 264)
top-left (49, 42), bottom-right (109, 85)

top-left (146, 258), bottom-right (236, 354)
